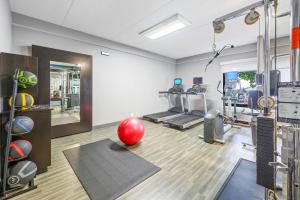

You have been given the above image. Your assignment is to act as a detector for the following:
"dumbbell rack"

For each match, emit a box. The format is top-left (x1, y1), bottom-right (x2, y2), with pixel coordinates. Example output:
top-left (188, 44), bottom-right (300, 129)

top-left (0, 68), bottom-right (37, 200)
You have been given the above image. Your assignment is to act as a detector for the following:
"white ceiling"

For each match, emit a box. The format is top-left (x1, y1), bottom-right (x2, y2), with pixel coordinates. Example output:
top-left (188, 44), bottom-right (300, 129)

top-left (9, 0), bottom-right (291, 59)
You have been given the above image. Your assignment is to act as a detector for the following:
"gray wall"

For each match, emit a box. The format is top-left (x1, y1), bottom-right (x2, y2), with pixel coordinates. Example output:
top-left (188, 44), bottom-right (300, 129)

top-left (176, 37), bottom-right (290, 111)
top-left (0, 0), bottom-right (12, 52)
top-left (12, 13), bottom-right (176, 126)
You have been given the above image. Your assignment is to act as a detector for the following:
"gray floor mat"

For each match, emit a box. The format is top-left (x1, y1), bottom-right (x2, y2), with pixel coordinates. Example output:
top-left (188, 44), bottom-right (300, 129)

top-left (64, 139), bottom-right (161, 200)
top-left (214, 159), bottom-right (265, 200)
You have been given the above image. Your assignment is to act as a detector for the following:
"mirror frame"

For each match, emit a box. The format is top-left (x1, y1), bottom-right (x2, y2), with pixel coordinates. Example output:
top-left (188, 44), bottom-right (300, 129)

top-left (32, 45), bottom-right (92, 138)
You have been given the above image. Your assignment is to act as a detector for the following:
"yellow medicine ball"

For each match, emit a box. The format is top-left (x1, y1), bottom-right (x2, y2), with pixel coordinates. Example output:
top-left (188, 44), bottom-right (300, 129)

top-left (9, 93), bottom-right (34, 110)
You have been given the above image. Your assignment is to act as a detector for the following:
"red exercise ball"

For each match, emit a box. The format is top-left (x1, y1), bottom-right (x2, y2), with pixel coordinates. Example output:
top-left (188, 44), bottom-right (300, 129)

top-left (118, 117), bottom-right (144, 145)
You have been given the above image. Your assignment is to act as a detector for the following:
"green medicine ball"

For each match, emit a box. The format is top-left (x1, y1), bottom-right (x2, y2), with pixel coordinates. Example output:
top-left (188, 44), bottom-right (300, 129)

top-left (18, 71), bottom-right (38, 89)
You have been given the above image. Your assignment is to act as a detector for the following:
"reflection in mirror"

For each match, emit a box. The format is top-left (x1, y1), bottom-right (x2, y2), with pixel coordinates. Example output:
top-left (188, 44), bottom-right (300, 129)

top-left (50, 61), bottom-right (80, 126)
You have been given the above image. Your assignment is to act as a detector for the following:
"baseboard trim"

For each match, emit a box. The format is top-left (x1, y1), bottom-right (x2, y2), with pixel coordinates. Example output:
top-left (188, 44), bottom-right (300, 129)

top-left (93, 117), bottom-right (144, 130)
top-left (93, 121), bottom-right (120, 130)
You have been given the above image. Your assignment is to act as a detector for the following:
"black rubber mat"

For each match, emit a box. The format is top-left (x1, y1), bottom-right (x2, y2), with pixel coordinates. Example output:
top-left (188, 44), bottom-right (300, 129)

top-left (64, 139), bottom-right (161, 200)
top-left (214, 159), bottom-right (265, 200)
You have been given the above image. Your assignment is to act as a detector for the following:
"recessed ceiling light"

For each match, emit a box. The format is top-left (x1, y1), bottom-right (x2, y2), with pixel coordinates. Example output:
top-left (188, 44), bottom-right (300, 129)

top-left (140, 14), bottom-right (191, 40)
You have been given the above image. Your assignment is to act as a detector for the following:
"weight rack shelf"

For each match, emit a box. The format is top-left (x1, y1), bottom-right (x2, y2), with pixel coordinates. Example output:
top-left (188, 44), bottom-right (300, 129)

top-left (0, 68), bottom-right (37, 200)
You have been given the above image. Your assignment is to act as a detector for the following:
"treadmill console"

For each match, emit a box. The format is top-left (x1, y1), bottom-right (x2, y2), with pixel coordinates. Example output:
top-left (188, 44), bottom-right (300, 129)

top-left (193, 77), bottom-right (203, 85)
top-left (187, 77), bottom-right (206, 93)
top-left (174, 78), bottom-right (182, 85)
top-left (169, 78), bottom-right (184, 93)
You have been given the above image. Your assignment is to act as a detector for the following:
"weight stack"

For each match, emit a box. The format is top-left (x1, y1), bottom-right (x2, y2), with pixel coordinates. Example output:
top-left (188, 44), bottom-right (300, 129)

top-left (256, 115), bottom-right (275, 190)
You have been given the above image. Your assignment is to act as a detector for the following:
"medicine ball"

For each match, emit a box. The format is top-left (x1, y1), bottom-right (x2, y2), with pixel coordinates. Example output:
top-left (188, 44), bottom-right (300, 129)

top-left (5, 116), bottom-right (34, 135)
top-left (9, 140), bottom-right (32, 161)
top-left (9, 93), bottom-right (34, 110)
top-left (7, 161), bottom-right (37, 188)
top-left (18, 70), bottom-right (38, 89)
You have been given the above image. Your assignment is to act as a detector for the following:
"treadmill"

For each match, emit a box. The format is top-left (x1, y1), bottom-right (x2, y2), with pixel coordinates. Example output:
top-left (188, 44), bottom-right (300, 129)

top-left (164, 77), bottom-right (207, 130)
top-left (143, 78), bottom-right (185, 123)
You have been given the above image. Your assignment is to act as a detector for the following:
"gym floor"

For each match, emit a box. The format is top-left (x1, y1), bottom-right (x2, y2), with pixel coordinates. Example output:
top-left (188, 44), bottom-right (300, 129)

top-left (12, 121), bottom-right (255, 200)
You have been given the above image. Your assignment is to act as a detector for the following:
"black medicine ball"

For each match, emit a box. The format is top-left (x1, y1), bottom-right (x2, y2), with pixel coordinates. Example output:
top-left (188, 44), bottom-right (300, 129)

top-left (7, 161), bottom-right (37, 188)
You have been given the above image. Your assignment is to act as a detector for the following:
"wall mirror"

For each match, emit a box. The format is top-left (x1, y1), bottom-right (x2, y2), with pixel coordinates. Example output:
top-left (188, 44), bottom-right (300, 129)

top-left (50, 61), bottom-right (81, 126)
top-left (32, 46), bottom-right (92, 138)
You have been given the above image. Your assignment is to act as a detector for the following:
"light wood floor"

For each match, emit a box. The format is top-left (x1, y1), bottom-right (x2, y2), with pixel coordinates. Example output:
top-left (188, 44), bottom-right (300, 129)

top-left (12, 121), bottom-right (256, 200)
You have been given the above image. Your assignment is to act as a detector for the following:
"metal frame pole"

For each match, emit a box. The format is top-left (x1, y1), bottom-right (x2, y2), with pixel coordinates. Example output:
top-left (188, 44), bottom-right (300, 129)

top-left (290, 1), bottom-right (300, 199)
top-left (202, 93), bottom-right (207, 114)
top-left (263, 0), bottom-right (271, 115)
top-left (1, 69), bottom-right (19, 199)
top-left (167, 93), bottom-right (172, 109)
top-left (181, 94), bottom-right (185, 113)
top-left (291, 0), bottom-right (300, 82)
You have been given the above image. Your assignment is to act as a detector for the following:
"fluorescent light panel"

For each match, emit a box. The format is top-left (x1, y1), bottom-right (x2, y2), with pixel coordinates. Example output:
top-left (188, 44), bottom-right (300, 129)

top-left (140, 14), bottom-right (191, 39)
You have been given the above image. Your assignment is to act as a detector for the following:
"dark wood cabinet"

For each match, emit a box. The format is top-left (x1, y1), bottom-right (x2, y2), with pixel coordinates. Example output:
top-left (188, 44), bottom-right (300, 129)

top-left (0, 53), bottom-right (51, 174)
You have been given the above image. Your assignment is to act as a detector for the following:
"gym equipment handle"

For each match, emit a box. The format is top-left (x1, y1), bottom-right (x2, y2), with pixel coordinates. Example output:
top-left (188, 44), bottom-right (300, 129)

top-left (217, 80), bottom-right (223, 94)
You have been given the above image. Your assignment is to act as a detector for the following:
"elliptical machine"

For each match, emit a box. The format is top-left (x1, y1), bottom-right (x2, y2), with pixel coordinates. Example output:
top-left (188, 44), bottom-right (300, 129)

top-left (201, 72), bottom-right (240, 144)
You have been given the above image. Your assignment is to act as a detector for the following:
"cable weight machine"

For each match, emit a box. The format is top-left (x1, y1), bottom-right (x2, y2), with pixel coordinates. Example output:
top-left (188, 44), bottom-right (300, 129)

top-left (204, 0), bottom-right (298, 199)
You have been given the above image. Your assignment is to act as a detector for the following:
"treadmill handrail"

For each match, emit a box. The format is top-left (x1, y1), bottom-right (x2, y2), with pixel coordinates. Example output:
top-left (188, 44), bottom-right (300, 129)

top-left (159, 91), bottom-right (170, 94)
top-left (159, 91), bottom-right (183, 95)
top-left (184, 92), bottom-right (206, 95)
top-left (172, 92), bottom-right (184, 94)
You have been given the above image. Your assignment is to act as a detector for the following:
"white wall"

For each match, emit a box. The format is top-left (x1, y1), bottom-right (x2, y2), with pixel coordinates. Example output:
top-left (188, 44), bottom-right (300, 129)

top-left (176, 37), bottom-right (290, 112)
top-left (11, 13), bottom-right (291, 124)
top-left (12, 14), bottom-right (176, 126)
top-left (176, 58), bottom-right (223, 111)
top-left (0, 0), bottom-right (12, 52)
